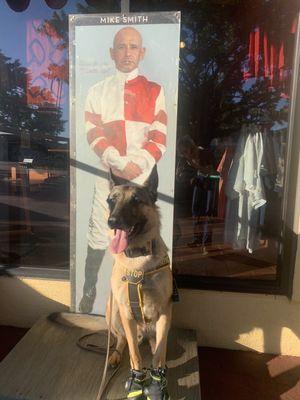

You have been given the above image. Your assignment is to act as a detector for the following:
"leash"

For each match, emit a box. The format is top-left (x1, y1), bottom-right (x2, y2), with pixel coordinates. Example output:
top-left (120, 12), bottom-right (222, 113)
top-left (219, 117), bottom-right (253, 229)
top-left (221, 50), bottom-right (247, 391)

top-left (96, 291), bottom-right (113, 400)
top-left (77, 292), bottom-right (119, 400)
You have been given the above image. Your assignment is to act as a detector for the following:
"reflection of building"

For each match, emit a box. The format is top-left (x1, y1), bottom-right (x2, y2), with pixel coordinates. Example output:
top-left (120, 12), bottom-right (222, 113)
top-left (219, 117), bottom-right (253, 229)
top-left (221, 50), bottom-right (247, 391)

top-left (0, 131), bottom-right (69, 170)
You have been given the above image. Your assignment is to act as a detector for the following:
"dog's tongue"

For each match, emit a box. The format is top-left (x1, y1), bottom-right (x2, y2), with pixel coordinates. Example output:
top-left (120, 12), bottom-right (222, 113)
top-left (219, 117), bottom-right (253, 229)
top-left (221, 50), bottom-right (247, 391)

top-left (109, 229), bottom-right (128, 254)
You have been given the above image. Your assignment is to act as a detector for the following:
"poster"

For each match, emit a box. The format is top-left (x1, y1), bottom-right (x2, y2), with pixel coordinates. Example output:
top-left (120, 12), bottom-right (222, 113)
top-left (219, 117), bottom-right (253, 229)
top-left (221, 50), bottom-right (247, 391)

top-left (69, 12), bottom-right (181, 315)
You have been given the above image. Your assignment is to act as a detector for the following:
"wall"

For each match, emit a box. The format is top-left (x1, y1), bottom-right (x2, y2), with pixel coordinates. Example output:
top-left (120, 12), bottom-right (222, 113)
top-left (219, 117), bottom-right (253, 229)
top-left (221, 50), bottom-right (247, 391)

top-left (173, 244), bottom-right (300, 356)
top-left (0, 276), bottom-right (70, 327)
top-left (0, 257), bottom-right (300, 356)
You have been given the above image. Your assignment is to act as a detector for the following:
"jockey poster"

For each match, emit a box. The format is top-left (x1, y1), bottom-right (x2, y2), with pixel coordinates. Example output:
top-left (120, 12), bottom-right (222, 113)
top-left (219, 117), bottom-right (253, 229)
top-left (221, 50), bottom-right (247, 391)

top-left (69, 12), bottom-right (181, 315)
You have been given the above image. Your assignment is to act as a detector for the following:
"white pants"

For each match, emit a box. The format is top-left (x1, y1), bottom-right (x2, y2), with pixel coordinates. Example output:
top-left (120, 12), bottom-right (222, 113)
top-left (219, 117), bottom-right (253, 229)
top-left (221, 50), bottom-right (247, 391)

top-left (87, 173), bottom-right (111, 250)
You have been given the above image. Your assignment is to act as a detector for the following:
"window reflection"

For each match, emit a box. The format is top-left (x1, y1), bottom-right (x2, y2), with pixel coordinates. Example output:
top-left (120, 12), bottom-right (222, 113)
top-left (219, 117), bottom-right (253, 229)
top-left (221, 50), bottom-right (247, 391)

top-left (131, 0), bottom-right (299, 282)
top-left (0, 0), bottom-right (298, 281)
top-left (172, 1), bottom-right (297, 281)
top-left (0, 22), bottom-right (69, 268)
top-left (0, 0), bottom-right (120, 271)
top-left (26, 16), bottom-right (68, 108)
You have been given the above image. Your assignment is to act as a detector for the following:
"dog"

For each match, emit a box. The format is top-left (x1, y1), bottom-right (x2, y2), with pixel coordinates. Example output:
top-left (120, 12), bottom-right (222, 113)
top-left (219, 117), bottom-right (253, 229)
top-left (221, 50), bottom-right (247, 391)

top-left (106, 168), bottom-right (173, 400)
top-left (48, 167), bottom-right (173, 399)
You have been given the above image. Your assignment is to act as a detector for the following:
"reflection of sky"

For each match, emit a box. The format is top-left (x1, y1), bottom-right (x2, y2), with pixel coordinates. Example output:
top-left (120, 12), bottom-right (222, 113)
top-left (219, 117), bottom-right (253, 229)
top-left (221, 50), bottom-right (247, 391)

top-left (0, 0), bottom-right (87, 137)
top-left (0, 0), bottom-right (79, 64)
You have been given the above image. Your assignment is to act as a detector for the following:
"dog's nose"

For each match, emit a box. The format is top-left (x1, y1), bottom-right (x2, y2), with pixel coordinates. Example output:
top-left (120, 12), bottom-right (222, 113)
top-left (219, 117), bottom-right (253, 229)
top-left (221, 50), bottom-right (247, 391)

top-left (108, 216), bottom-right (118, 229)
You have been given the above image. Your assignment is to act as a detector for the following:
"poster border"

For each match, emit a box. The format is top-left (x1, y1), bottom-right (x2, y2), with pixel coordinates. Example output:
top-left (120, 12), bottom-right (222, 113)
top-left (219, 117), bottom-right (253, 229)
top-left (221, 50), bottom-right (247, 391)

top-left (69, 11), bottom-right (181, 312)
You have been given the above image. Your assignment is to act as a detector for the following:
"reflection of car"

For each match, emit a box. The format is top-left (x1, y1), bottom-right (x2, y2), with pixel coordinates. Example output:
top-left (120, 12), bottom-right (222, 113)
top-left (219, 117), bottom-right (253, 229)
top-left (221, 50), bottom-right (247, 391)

top-left (0, 131), bottom-right (69, 170)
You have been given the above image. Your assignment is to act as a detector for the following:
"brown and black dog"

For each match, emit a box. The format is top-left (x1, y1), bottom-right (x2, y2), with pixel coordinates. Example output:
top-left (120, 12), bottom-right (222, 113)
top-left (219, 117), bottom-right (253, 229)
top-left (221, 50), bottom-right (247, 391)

top-left (106, 170), bottom-right (172, 399)
top-left (49, 168), bottom-right (173, 399)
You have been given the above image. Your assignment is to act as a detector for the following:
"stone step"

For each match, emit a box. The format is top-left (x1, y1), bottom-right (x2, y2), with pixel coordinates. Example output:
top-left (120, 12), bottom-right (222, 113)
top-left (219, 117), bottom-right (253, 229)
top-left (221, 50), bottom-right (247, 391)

top-left (0, 314), bottom-right (200, 399)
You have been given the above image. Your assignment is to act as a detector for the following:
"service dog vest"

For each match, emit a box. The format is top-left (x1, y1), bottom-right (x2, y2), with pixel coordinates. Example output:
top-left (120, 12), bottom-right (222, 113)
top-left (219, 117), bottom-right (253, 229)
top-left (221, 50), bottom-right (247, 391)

top-left (121, 255), bottom-right (170, 323)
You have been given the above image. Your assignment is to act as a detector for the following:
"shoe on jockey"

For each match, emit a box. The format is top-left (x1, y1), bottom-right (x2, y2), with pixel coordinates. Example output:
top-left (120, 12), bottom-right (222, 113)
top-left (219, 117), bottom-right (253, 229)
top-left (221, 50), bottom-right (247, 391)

top-left (79, 246), bottom-right (105, 313)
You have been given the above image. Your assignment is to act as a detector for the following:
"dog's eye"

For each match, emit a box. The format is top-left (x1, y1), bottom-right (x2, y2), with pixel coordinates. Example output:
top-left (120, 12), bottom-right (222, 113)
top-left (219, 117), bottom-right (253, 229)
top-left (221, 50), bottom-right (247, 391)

top-left (131, 194), bottom-right (139, 203)
top-left (107, 198), bottom-right (115, 206)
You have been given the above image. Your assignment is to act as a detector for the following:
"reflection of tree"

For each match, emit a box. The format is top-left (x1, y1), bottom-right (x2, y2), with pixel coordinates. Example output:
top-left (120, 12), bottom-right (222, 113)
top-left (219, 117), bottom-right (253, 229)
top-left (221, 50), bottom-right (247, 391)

top-left (0, 8), bottom-right (71, 165)
top-left (0, 49), bottom-right (64, 163)
top-left (27, 85), bottom-right (56, 105)
top-left (131, 0), bottom-right (298, 144)
top-left (42, 59), bottom-right (68, 108)
top-left (37, 11), bottom-right (68, 108)
top-left (36, 2), bottom-right (127, 108)
top-left (38, 11), bottom-right (68, 49)
top-left (36, 3), bottom-right (117, 91)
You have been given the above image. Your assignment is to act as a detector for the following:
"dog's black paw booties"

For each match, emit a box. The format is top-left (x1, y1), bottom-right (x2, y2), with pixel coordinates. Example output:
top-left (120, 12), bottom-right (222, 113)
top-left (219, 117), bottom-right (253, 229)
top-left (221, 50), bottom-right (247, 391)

top-left (125, 369), bottom-right (147, 399)
top-left (143, 368), bottom-right (170, 400)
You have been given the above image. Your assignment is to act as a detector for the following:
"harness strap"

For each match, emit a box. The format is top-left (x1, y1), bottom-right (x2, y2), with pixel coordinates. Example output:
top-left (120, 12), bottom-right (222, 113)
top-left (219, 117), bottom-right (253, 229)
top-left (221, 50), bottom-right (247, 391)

top-left (123, 255), bottom-right (170, 323)
top-left (145, 263), bottom-right (170, 276)
top-left (127, 281), bottom-right (146, 323)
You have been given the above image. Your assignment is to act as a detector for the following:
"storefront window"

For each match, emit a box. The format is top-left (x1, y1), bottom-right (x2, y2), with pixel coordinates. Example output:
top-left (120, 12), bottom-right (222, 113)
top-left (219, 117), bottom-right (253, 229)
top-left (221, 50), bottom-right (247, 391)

top-left (1, 0), bottom-right (299, 294)
top-left (131, 0), bottom-right (299, 292)
top-left (0, 0), bottom-right (120, 275)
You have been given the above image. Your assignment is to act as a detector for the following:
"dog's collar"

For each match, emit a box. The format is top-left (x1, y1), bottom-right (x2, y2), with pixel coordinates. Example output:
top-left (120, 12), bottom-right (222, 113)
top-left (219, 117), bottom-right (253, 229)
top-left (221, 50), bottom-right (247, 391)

top-left (124, 239), bottom-right (157, 258)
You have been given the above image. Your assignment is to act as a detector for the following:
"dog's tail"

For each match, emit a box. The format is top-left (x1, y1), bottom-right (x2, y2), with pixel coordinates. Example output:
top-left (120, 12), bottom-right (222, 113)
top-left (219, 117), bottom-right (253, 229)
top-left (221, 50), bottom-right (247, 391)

top-left (48, 312), bottom-right (106, 331)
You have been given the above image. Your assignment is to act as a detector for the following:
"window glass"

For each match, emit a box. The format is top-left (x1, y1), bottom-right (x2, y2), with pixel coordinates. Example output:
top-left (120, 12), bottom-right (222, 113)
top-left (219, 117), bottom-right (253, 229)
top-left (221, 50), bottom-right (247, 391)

top-left (131, 0), bottom-right (299, 284)
top-left (1, 0), bottom-right (298, 287)
top-left (0, 0), bottom-right (120, 272)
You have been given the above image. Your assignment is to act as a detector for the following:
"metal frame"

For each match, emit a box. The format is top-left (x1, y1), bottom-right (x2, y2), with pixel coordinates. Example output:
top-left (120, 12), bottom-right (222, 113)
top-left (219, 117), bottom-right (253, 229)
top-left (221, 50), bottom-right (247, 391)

top-left (69, 14), bottom-right (77, 311)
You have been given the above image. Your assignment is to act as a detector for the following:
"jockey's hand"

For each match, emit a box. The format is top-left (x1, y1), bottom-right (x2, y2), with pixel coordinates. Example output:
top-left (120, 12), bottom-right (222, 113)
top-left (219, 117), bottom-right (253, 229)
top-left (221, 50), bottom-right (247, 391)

top-left (111, 162), bottom-right (142, 181)
top-left (122, 162), bottom-right (142, 180)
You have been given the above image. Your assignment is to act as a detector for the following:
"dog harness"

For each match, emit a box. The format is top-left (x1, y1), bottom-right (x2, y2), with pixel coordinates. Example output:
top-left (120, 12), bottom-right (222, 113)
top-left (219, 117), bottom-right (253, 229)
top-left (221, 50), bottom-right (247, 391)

top-left (121, 254), bottom-right (171, 323)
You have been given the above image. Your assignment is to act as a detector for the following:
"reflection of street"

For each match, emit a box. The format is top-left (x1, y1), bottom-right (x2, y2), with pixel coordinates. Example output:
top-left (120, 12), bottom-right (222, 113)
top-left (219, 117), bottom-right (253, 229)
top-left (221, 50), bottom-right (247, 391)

top-left (0, 194), bottom-right (67, 220)
top-left (173, 216), bottom-right (277, 280)
top-left (0, 7), bottom-right (69, 271)
top-left (0, 162), bottom-right (69, 270)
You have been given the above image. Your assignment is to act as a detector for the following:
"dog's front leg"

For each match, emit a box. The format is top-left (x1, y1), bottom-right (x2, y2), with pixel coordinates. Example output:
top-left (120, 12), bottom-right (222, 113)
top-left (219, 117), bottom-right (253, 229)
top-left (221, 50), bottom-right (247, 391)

top-left (153, 303), bottom-right (172, 368)
top-left (119, 304), bottom-right (143, 371)
top-left (143, 305), bottom-right (172, 400)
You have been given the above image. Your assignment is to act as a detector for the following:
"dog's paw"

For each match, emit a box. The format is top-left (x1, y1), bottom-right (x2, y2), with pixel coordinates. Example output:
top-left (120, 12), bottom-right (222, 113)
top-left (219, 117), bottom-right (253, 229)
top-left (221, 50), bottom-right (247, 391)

top-left (109, 350), bottom-right (122, 368)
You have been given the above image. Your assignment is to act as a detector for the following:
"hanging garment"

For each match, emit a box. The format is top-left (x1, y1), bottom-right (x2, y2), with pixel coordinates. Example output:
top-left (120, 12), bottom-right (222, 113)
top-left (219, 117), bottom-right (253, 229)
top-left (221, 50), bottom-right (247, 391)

top-left (216, 146), bottom-right (234, 219)
top-left (261, 130), bottom-right (285, 194)
top-left (225, 127), bottom-right (266, 253)
top-left (273, 132), bottom-right (285, 194)
top-left (191, 176), bottom-right (213, 246)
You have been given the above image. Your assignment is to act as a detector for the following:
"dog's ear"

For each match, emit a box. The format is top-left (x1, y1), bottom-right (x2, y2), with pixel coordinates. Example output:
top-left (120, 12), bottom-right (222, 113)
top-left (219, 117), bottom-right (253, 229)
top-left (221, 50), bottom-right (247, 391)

top-left (143, 165), bottom-right (158, 203)
top-left (109, 170), bottom-right (130, 188)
